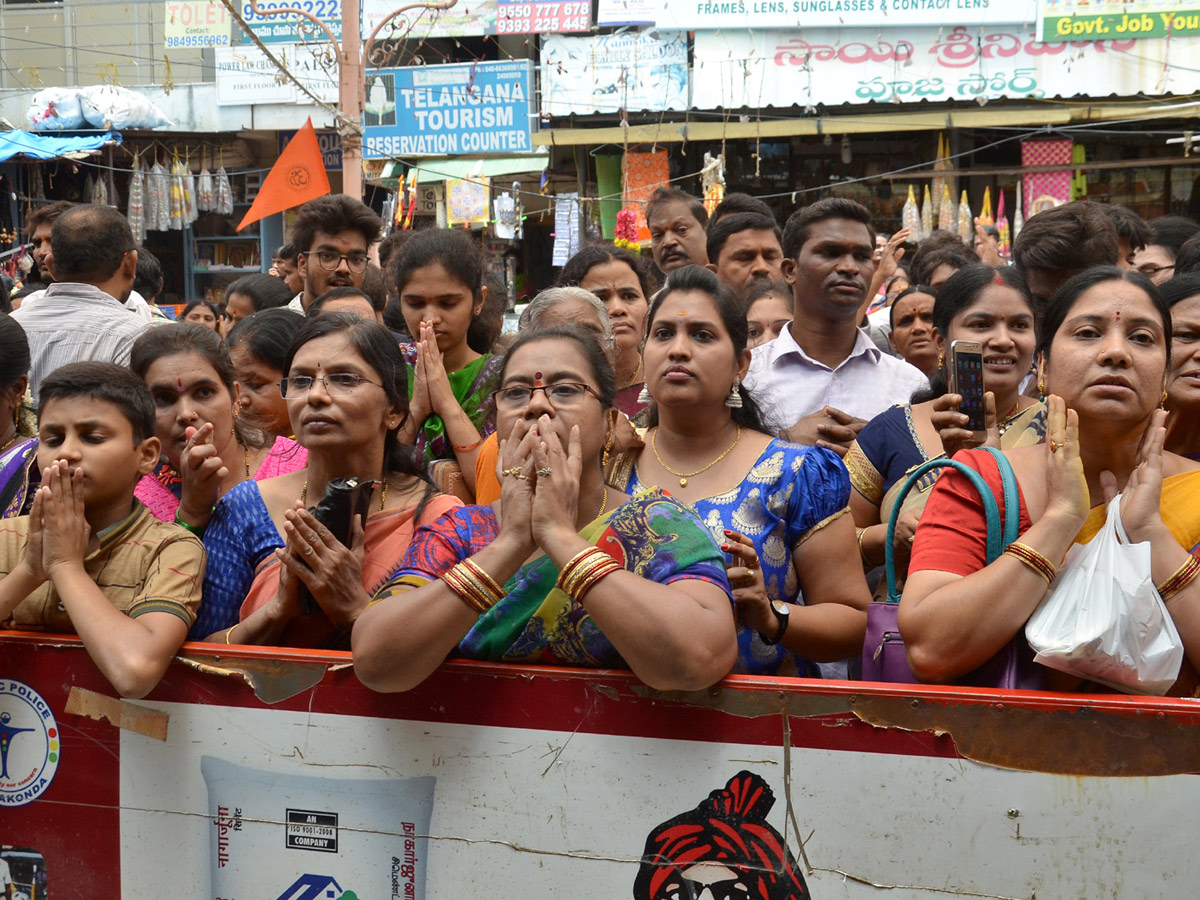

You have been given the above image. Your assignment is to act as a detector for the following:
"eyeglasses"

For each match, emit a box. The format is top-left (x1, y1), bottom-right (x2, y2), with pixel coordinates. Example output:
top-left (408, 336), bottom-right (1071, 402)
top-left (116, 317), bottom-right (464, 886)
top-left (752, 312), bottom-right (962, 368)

top-left (491, 382), bottom-right (600, 409)
top-left (305, 250), bottom-right (371, 273)
top-left (654, 877), bottom-right (753, 900)
top-left (280, 373), bottom-right (382, 397)
top-left (1137, 263), bottom-right (1175, 277)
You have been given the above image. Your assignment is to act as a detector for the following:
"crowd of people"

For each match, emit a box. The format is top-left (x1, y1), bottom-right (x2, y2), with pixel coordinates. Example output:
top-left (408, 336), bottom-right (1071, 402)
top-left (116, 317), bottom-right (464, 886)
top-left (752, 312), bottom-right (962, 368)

top-left (2, 186), bottom-right (1200, 702)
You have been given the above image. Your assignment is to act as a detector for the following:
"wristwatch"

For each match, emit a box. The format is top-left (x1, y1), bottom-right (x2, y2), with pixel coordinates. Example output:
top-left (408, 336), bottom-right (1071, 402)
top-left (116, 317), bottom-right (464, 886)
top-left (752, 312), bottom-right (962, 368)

top-left (761, 600), bottom-right (790, 645)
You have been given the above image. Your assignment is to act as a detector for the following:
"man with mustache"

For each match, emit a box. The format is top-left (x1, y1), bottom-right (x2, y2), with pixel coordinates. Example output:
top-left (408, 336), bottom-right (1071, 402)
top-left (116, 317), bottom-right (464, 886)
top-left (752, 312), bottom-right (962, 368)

top-left (744, 198), bottom-right (928, 457)
top-left (705, 211), bottom-right (785, 302)
top-left (646, 187), bottom-right (709, 274)
top-left (285, 194), bottom-right (382, 314)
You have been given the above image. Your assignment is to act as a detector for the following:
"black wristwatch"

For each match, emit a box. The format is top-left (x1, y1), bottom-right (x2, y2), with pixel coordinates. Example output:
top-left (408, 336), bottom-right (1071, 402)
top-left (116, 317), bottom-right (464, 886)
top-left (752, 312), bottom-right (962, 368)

top-left (761, 600), bottom-right (790, 645)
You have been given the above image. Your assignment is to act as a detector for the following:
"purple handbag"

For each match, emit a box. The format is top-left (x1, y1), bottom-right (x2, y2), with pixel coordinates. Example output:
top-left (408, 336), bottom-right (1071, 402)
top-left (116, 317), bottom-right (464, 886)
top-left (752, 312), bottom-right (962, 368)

top-left (862, 448), bottom-right (1031, 688)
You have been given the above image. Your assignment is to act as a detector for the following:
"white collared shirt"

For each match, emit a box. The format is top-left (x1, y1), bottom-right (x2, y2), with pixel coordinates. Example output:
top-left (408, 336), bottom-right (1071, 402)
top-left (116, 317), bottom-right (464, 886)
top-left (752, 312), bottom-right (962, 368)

top-left (12, 282), bottom-right (149, 404)
top-left (744, 325), bottom-right (929, 432)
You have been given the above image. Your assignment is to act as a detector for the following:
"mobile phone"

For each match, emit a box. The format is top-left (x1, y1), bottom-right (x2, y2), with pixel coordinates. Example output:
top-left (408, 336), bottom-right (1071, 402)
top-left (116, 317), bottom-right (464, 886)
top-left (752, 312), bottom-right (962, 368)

top-left (948, 340), bottom-right (986, 439)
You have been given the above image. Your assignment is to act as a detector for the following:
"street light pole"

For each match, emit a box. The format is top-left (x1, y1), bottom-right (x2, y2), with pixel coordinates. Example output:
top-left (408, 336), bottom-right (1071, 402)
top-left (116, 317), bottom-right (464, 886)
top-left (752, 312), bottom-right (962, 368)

top-left (241, 0), bottom-right (458, 201)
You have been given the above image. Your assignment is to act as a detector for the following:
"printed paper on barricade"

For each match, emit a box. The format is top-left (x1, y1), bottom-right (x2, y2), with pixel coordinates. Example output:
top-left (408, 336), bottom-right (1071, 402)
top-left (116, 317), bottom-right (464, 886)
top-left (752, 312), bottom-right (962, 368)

top-left (598, 0), bottom-right (1036, 28)
top-left (362, 60), bottom-right (535, 159)
top-left (163, 1), bottom-right (230, 49)
top-left (693, 26), bottom-right (1200, 108)
top-left (240, 0), bottom-right (343, 42)
top-left (540, 30), bottom-right (688, 116)
top-left (215, 42), bottom-right (338, 105)
top-left (1037, 0), bottom-right (1200, 40)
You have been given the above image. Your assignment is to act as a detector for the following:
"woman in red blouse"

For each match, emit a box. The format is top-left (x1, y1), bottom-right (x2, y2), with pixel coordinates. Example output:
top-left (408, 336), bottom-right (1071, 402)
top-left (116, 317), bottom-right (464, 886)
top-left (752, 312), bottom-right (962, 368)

top-left (900, 267), bottom-right (1200, 691)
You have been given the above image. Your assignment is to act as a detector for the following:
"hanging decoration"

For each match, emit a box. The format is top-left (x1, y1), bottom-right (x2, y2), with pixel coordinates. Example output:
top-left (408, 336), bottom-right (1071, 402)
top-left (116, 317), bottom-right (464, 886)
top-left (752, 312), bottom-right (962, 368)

top-left (979, 187), bottom-right (993, 226)
top-left (956, 190), bottom-right (973, 242)
top-left (920, 184), bottom-right (934, 240)
top-left (932, 133), bottom-right (952, 214)
top-left (168, 154), bottom-right (185, 230)
top-left (1013, 180), bottom-right (1025, 240)
top-left (901, 185), bottom-right (921, 240)
top-left (402, 170), bottom-right (419, 230)
top-left (1021, 139), bottom-right (1073, 218)
top-left (701, 152), bottom-right (726, 217)
top-left (197, 161), bottom-right (214, 212)
top-left (614, 209), bottom-right (639, 249)
top-left (996, 190), bottom-right (1011, 260)
top-left (214, 166), bottom-right (234, 216)
top-left (128, 153), bottom-right (146, 245)
top-left (937, 183), bottom-right (956, 233)
top-left (148, 158), bottom-right (170, 232)
top-left (622, 150), bottom-right (669, 244)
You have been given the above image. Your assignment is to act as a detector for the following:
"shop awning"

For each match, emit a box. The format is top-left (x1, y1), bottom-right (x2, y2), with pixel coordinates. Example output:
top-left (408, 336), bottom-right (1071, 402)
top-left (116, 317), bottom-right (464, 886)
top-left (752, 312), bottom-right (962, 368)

top-left (0, 130), bottom-right (121, 163)
top-left (380, 155), bottom-right (548, 186)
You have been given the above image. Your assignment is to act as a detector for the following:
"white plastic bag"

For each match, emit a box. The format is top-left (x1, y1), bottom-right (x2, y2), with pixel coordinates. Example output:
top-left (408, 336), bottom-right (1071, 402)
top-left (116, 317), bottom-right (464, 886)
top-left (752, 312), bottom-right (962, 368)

top-left (1025, 494), bottom-right (1184, 694)
top-left (26, 88), bottom-right (86, 131)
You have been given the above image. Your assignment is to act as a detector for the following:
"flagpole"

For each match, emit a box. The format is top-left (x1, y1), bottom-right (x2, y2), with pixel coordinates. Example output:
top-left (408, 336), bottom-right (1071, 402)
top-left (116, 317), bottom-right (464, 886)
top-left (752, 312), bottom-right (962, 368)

top-left (238, 0), bottom-right (459, 201)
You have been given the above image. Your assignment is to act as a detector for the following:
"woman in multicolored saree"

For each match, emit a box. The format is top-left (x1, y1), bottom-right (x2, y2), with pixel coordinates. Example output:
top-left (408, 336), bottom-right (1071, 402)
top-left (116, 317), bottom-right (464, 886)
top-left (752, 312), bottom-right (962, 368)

top-left (847, 265), bottom-right (1046, 581)
top-left (354, 326), bottom-right (738, 693)
top-left (392, 228), bottom-right (505, 466)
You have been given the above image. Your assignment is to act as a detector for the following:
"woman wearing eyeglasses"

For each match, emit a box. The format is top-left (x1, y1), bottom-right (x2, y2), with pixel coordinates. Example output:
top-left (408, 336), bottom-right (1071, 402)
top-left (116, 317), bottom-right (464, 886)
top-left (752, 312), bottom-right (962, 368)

top-left (392, 229), bottom-right (507, 466)
top-left (353, 326), bottom-right (737, 693)
top-left (194, 313), bottom-right (460, 647)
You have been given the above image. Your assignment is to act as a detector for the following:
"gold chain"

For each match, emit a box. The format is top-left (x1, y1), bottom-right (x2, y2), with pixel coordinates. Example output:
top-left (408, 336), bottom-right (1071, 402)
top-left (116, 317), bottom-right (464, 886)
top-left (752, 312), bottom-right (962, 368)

top-left (300, 477), bottom-right (388, 511)
top-left (650, 425), bottom-right (742, 488)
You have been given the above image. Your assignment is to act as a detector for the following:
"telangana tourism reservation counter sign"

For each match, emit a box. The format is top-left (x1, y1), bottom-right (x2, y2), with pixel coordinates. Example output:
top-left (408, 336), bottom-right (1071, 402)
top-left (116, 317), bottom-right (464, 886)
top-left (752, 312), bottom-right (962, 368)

top-left (362, 60), bottom-right (535, 159)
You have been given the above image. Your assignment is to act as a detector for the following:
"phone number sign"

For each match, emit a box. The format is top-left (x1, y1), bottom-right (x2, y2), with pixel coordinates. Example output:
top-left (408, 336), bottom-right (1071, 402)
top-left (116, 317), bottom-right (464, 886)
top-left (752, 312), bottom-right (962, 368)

top-left (241, 0), bottom-right (343, 42)
top-left (164, 1), bottom-right (231, 48)
top-left (496, 0), bottom-right (590, 33)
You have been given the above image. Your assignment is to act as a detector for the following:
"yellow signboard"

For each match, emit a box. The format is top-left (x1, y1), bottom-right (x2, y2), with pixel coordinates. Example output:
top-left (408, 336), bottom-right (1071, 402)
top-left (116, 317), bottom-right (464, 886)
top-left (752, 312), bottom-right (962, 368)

top-left (164, 1), bottom-right (231, 49)
top-left (1038, 0), bottom-right (1200, 40)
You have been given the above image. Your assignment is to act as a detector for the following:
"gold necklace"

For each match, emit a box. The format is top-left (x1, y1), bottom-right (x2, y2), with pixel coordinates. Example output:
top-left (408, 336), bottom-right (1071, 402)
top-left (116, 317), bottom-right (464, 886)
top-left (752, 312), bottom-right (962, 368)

top-left (301, 477), bottom-right (389, 511)
top-left (650, 425), bottom-right (742, 488)
top-left (0, 430), bottom-right (18, 454)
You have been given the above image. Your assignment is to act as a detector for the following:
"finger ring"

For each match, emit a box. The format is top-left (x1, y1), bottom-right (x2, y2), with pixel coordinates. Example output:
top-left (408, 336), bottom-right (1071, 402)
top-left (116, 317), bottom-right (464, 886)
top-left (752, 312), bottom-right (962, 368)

top-left (303, 545), bottom-right (315, 556)
top-left (502, 466), bottom-right (523, 478)
top-left (537, 467), bottom-right (552, 478)
top-left (1049, 439), bottom-right (1060, 453)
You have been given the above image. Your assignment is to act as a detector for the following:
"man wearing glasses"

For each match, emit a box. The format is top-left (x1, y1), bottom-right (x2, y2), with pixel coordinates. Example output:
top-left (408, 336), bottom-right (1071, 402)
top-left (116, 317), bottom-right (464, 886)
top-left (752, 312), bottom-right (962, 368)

top-left (285, 195), bottom-right (383, 314)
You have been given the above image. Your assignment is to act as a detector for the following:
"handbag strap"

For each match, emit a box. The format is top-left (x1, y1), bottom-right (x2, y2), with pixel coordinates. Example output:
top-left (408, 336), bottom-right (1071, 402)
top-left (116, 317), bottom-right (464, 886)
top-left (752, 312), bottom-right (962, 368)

top-left (884, 449), bottom-right (1018, 602)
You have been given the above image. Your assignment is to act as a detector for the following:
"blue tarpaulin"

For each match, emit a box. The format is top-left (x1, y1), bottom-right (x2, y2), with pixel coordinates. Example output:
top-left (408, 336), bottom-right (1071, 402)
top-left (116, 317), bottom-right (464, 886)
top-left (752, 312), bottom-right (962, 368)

top-left (0, 130), bottom-right (121, 163)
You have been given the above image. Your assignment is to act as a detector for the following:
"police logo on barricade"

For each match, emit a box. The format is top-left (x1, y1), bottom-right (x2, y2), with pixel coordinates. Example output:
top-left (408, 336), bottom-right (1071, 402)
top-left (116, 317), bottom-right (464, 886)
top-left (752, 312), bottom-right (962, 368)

top-left (0, 680), bottom-right (60, 807)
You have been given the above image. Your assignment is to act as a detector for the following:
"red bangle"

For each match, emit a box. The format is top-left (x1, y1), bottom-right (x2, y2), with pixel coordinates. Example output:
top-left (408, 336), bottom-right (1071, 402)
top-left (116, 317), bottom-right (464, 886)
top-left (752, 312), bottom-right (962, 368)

top-left (453, 436), bottom-right (486, 453)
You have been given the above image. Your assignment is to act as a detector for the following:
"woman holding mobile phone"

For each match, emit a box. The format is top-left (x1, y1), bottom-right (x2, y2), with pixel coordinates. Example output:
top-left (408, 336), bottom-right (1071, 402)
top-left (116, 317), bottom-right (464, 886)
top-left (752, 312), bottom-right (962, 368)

top-left (197, 314), bottom-right (460, 648)
top-left (846, 265), bottom-right (1045, 581)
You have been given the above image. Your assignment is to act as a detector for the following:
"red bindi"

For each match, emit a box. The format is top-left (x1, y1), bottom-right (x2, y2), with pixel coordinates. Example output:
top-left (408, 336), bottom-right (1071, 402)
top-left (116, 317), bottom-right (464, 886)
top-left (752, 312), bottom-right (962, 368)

top-left (534, 372), bottom-right (543, 387)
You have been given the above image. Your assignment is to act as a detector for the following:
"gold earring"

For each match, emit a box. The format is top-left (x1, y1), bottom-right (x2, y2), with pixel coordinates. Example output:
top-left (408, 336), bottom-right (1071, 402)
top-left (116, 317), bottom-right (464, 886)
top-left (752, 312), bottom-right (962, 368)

top-left (601, 414), bottom-right (615, 470)
top-left (1161, 389), bottom-right (1169, 410)
top-left (1038, 378), bottom-right (1046, 397)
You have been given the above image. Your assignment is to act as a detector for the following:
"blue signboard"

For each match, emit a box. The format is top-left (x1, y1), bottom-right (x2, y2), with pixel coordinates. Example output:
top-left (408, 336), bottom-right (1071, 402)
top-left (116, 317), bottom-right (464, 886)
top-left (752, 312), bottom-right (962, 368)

top-left (362, 60), bottom-right (535, 159)
top-left (277, 128), bottom-right (342, 171)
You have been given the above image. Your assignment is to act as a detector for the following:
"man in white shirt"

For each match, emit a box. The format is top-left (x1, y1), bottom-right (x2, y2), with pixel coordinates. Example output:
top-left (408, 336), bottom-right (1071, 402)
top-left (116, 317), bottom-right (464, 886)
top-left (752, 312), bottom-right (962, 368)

top-left (284, 195), bottom-right (382, 314)
top-left (12, 205), bottom-right (147, 404)
top-left (744, 198), bottom-right (928, 454)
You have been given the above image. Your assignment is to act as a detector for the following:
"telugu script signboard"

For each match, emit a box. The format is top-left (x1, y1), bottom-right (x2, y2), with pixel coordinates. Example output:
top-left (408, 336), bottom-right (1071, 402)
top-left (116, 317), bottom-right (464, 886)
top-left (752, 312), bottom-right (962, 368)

top-left (362, 60), bottom-right (535, 159)
top-left (1037, 0), bottom-right (1200, 40)
top-left (693, 26), bottom-right (1200, 108)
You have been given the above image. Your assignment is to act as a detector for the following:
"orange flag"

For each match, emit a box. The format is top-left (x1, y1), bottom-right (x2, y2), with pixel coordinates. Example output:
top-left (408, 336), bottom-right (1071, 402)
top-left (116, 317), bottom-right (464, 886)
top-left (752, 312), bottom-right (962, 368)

top-left (237, 117), bottom-right (331, 231)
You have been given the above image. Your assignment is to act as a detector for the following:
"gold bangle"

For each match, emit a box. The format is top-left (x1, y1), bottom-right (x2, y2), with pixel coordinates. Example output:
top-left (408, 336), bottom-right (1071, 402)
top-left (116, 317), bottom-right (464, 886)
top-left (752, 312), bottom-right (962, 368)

top-left (557, 548), bottom-right (603, 592)
top-left (224, 625), bottom-right (236, 645)
top-left (1003, 542), bottom-right (1057, 585)
top-left (855, 528), bottom-right (870, 565)
top-left (571, 558), bottom-right (622, 600)
top-left (443, 560), bottom-right (503, 615)
top-left (1158, 555), bottom-right (1200, 603)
